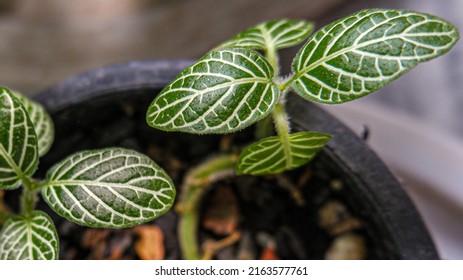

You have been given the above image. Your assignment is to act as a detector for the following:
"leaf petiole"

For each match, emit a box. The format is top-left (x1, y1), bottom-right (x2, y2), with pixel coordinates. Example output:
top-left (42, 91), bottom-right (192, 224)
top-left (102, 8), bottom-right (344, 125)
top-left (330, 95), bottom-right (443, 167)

top-left (177, 154), bottom-right (237, 260)
top-left (277, 74), bottom-right (296, 92)
top-left (264, 45), bottom-right (279, 78)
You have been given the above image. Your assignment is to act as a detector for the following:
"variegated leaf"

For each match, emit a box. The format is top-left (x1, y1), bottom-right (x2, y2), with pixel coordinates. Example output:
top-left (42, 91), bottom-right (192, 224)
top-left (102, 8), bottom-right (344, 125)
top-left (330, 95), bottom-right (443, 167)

top-left (0, 211), bottom-right (59, 260)
top-left (0, 87), bottom-right (39, 190)
top-left (292, 9), bottom-right (459, 104)
top-left (217, 19), bottom-right (314, 51)
top-left (13, 91), bottom-right (54, 157)
top-left (237, 132), bottom-right (331, 175)
top-left (41, 148), bottom-right (175, 228)
top-left (147, 49), bottom-right (279, 134)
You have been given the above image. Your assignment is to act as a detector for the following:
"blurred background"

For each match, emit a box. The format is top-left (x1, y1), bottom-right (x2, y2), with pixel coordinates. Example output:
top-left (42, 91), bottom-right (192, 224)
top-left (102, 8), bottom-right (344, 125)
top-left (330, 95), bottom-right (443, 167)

top-left (0, 0), bottom-right (461, 259)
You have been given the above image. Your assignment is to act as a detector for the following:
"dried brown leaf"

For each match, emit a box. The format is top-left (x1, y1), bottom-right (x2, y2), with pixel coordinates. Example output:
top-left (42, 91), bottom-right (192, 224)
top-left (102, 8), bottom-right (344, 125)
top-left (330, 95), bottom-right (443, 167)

top-left (134, 225), bottom-right (165, 260)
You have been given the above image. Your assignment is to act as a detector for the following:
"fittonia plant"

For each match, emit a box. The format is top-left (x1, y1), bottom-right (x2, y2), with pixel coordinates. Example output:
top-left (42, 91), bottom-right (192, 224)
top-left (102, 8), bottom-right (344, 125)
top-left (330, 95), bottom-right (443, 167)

top-left (146, 9), bottom-right (459, 259)
top-left (0, 9), bottom-right (459, 260)
top-left (147, 9), bottom-right (459, 175)
top-left (0, 88), bottom-right (175, 259)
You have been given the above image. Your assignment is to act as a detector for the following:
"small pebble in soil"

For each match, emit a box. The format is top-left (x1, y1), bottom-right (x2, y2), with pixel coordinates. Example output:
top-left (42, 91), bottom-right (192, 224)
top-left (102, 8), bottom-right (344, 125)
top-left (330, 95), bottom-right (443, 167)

top-left (318, 200), bottom-right (362, 236)
top-left (330, 179), bottom-right (344, 191)
top-left (324, 233), bottom-right (366, 260)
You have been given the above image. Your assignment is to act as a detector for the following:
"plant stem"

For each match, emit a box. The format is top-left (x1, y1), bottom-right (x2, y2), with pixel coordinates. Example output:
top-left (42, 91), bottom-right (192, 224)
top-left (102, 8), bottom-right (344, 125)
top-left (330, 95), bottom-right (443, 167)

top-left (178, 192), bottom-right (201, 260)
top-left (20, 185), bottom-right (38, 217)
top-left (272, 101), bottom-right (290, 137)
top-left (272, 101), bottom-right (293, 168)
top-left (254, 43), bottom-right (283, 139)
top-left (20, 177), bottom-right (40, 217)
top-left (265, 46), bottom-right (279, 78)
top-left (177, 154), bottom-right (238, 260)
top-left (279, 74), bottom-right (296, 92)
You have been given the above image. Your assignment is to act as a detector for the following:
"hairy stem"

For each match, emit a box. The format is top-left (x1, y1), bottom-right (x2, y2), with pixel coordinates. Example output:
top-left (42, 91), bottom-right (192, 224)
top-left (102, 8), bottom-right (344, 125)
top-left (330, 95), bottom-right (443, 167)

top-left (272, 102), bottom-right (293, 168)
top-left (177, 154), bottom-right (238, 260)
top-left (255, 42), bottom-right (283, 138)
top-left (20, 177), bottom-right (42, 217)
top-left (20, 185), bottom-right (38, 217)
top-left (265, 46), bottom-right (279, 78)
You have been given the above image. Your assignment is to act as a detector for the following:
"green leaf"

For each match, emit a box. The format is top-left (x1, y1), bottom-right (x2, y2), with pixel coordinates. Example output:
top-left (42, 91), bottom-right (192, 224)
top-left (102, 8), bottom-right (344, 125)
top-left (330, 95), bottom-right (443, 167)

top-left (0, 88), bottom-right (39, 190)
top-left (237, 132), bottom-right (331, 175)
top-left (217, 19), bottom-right (314, 51)
top-left (41, 148), bottom-right (176, 228)
top-left (0, 211), bottom-right (59, 260)
top-left (292, 9), bottom-right (460, 104)
top-left (12, 91), bottom-right (54, 157)
top-left (147, 49), bottom-right (279, 134)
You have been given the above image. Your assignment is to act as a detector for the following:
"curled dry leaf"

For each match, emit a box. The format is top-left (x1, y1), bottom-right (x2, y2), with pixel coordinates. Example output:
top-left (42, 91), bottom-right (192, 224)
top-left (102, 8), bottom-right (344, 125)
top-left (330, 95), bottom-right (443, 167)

top-left (202, 231), bottom-right (241, 260)
top-left (81, 229), bottom-right (133, 260)
top-left (134, 225), bottom-right (165, 260)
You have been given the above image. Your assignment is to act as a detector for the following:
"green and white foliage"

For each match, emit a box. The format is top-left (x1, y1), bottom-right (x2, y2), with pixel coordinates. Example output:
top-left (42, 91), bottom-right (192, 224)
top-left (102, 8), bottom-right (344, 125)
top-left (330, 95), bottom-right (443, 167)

top-left (147, 49), bottom-right (279, 134)
top-left (237, 132), bottom-right (331, 175)
top-left (217, 19), bottom-right (314, 51)
top-left (42, 148), bottom-right (175, 228)
top-left (0, 88), bottom-right (39, 190)
top-left (291, 9), bottom-right (459, 104)
top-left (0, 211), bottom-right (59, 260)
top-left (13, 91), bottom-right (54, 157)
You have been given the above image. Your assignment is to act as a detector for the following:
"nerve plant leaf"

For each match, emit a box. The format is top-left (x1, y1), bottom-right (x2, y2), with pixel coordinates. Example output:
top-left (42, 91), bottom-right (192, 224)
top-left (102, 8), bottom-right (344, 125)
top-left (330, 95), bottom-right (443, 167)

top-left (0, 211), bottom-right (59, 260)
top-left (147, 49), bottom-right (279, 134)
top-left (13, 91), bottom-right (54, 157)
top-left (237, 132), bottom-right (331, 175)
top-left (217, 19), bottom-right (314, 51)
top-left (0, 88), bottom-right (39, 190)
top-left (292, 9), bottom-right (459, 104)
top-left (41, 148), bottom-right (175, 228)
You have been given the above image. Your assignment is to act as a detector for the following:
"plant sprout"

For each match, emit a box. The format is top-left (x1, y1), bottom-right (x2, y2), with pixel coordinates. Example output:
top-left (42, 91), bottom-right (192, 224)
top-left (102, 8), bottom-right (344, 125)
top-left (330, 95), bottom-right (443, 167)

top-left (147, 9), bottom-right (459, 175)
top-left (0, 88), bottom-right (175, 259)
top-left (146, 9), bottom-right (459, 259)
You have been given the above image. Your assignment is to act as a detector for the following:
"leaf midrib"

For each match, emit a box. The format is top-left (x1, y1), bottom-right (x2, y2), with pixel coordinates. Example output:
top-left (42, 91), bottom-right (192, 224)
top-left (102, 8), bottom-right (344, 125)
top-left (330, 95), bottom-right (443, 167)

top-left (258, 24), bottom-right (274, 52)
top-left (292, 30), bottom-right (456, 85)
top-left (150, 77), bottom-right (271, 116)
top-left (44, 180), bottom-right (171, 196)
top-left (25, 219), bottom-right (35, 260)
top-left (0, 143), bottom-right (25, 180)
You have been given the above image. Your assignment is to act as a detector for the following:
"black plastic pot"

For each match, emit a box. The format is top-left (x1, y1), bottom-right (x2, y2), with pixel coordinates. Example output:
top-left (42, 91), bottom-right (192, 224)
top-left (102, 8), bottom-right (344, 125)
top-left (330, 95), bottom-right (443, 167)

top-left (33, 60), bottom-right (438, 259)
